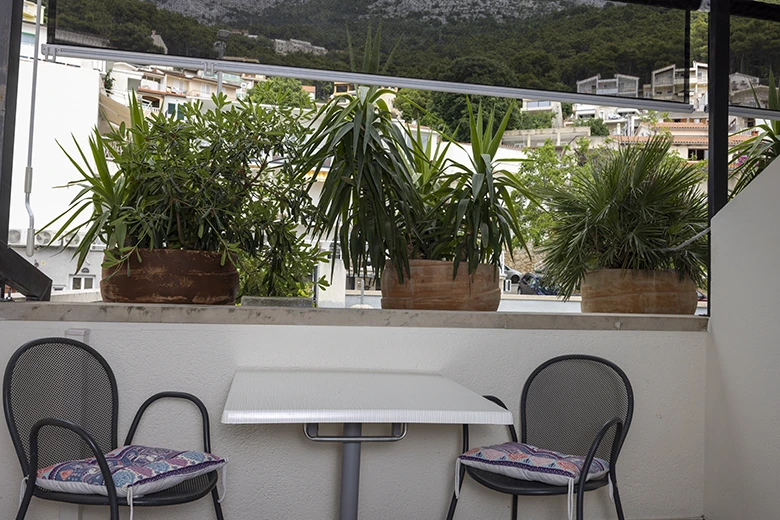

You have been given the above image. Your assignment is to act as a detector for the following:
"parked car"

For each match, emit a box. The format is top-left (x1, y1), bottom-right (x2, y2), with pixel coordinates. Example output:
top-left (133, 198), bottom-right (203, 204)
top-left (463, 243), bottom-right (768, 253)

top-left (503, 265), bottom-right (522, 284)
top-left (518, 273), bottom-right (559, 296)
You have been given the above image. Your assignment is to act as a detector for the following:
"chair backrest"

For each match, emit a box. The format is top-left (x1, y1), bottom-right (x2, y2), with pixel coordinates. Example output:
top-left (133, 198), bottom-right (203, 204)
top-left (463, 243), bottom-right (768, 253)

top-left (3, 338), bottom-right (119, 474)
top-left (520, 355), bottom-right (633, 464)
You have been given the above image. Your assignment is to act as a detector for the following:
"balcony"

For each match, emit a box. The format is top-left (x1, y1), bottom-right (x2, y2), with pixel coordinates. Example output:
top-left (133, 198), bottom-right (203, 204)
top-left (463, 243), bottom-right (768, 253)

top-left (4, 155), bottom-right (779, 519)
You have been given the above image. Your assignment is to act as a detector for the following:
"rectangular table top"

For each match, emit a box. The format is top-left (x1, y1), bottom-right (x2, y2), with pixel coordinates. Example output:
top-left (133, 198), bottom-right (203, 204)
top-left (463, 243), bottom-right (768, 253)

top-left (221, 369), bottom-right (514, 425)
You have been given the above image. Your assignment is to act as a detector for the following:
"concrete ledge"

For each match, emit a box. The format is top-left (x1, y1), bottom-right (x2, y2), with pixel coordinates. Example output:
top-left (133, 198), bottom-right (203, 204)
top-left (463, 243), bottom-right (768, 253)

top-left (0, 302), bottom-right (708, 331)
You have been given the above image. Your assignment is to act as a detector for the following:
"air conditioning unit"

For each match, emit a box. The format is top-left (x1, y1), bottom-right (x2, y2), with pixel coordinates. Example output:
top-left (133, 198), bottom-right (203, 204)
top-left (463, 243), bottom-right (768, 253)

top-left (35, 230), bottom-right (53, 246)
top-left (7, 229), bottom-right (24, 246)
top-left (63, 233), bottom-right (82, 248)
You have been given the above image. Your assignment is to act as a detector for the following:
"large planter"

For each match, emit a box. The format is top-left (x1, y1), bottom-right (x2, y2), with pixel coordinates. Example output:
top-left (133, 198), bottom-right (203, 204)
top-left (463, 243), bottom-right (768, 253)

top-left (580, 269), bottom-right (697, 315)
top-left (381, 259), bottom-right (501, 311)
top-left (101, 249), bottom-right (239, 305)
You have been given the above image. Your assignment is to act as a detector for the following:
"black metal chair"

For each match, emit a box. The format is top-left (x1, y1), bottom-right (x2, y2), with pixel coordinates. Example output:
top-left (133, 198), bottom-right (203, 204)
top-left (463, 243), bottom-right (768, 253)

top-left (3, 337), bottom-right (224, 520)
top-left (446, 355), bottom-right (634, 520)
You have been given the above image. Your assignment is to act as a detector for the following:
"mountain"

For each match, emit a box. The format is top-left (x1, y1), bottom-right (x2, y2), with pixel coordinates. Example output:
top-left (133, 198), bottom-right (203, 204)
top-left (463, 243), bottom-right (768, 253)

top-left (151, 0), bottom-right (609, 25)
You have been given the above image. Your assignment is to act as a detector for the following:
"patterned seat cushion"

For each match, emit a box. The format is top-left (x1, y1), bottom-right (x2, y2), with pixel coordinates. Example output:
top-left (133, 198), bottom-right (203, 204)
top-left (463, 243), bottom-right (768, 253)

top-left (35, 445), bottom-right (226, 498)
top-left (457, 442), bottom-right (608, 488)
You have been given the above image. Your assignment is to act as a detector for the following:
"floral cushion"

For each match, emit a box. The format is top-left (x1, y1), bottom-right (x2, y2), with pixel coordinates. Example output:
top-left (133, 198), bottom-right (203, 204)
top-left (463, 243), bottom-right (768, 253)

top-left (457, 442), bottom-right (609, 490)
top-left (35, 445), bottom-right (226, 498)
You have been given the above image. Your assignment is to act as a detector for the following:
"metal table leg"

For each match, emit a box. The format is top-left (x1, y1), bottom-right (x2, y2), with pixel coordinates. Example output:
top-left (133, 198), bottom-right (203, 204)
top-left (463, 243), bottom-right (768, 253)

top-left (303, 422), bottom-right (408, 520)
top-left (339, 423), bottom-right (362, 520)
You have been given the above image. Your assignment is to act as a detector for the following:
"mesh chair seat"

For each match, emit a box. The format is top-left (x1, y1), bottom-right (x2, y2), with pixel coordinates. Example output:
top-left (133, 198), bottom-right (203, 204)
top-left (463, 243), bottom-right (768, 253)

top-left (465, 465), bottom-right (609, 496)
top-left (33, 471), bottom-right (219, 507)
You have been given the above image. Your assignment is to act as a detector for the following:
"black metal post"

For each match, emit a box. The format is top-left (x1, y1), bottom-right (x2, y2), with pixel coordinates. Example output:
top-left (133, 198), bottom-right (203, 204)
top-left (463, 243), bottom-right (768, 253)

top-left (0, 0), bottom-right (24, 247)
top-left (685, 10), bottom-right (691, 106)
top-left (708, 0), bottom-right (731, 314)
top-left (0, 0), bottom-right (52, 300)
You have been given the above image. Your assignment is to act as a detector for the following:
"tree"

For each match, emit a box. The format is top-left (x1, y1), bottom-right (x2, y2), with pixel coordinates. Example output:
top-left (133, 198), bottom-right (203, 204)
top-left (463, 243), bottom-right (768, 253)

top-left (249, 77), bottom-right (314, 108)
top-left (517, 110), bottom-right (554, 130)
top-left (575, 118), bottom-right (610, 137)
top-left (429, 57), bottom-right (522, 142)
top-left (514, 139), bottom-right (595, 248)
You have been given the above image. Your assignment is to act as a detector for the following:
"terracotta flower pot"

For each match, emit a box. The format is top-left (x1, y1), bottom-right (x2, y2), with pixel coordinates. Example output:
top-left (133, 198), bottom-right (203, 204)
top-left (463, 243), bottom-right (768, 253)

top-left (580, 269), bottom-right (697, 315)
top-left (101, 249), bottom-right (239, 305)
top-left (381, 259), bottom-right (501, 311)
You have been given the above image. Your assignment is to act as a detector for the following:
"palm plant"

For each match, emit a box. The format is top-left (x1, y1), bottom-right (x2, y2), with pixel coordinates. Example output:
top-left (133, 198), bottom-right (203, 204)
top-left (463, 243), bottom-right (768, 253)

top-left (541, 136), bottom-right (708, 299)
top-left (729, 71), bottom-right (780, 198)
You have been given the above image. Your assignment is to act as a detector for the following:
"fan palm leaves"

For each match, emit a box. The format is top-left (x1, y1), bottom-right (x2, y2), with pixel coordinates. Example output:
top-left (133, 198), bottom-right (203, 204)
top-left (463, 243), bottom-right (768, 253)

top-left (542, 136), bottom-right (708, 299)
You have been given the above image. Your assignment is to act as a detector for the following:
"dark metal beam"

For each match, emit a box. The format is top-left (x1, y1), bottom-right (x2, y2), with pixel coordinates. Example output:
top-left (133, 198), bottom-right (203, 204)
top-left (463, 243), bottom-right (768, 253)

top-left (0, 247), bottom-right (52, 301)
top-left (0, 0), bottom-right (24, 246)
top-left (708, 0), bottom-right (731, 315)
top-left (709, 0), bottom-right (730, 219)
top-left (731, 0), bottom-right (780, 22)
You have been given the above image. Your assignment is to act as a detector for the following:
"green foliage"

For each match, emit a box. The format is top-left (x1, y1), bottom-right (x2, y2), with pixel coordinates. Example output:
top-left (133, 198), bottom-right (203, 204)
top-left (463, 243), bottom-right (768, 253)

top-left (238, 224), bottom-right (329, 299)
top-left (103, 70), bottom-right (114, 93)
top-left (249, 76), bottom-right (314, 108)
top-left (541, 137), bottom-right (708, 299)
top-left (301, 86), bottom-right (423, 281)
top-left (515, 139), bottom-right (593, 248)
top-left (574, 118), bottom-right (610, 137)
top-left (429, 57), bottom-right (522, 142)
top-left (517, 110), bottom-right (554, 131)
top-left (430, 100), bottom-right (534, 275)
top-left (302, 92), bottom-right (534, 281)
top-left (45, 93), bottom-right (314, 279)
top-left (729, 71), bottom-right (780, 198)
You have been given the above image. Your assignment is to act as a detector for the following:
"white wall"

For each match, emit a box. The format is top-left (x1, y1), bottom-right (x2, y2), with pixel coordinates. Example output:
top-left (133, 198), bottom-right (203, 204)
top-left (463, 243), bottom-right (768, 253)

top-left (10, 58), bottom-right (101, 232)
top-left (0, 320), bottom-right (706, 520)
top-left (706, 160), bottom-right (780, 519)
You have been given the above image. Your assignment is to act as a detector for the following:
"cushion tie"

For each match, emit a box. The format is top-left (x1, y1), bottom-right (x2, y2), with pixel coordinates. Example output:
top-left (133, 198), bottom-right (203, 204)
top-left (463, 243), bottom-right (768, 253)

top-left (19, 476), bottom-right (28, 507)
top-left (128, 487), bottom-right (134, 520)
top-left (218, 463), bottom-right (228, 503)
top-left (567, 479), bottom-right (574, 520)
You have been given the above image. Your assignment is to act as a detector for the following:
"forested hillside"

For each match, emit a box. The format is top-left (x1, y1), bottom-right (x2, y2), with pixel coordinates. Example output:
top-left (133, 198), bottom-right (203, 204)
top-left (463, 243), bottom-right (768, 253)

top-left (51, 0), bottom-right (780, 94)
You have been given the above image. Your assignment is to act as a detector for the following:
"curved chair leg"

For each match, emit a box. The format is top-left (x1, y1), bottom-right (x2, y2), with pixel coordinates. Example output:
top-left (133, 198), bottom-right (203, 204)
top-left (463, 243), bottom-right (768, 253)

top-left (445, 492), bottom-right (458, 520)
top-left (576, 485), bottom-right (585, 520)
top-left (16, 482), bottom-right (34, 520)
top-left (511, 495), bottom-right (518, 520)
top-left (212, 487), bottom-right (225, 520)
top-left (612, 482), bottom-right (626, 520)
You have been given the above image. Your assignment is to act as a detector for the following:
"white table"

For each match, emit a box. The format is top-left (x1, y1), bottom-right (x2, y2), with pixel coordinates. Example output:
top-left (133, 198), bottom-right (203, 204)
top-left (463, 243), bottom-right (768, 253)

top-left (222, 369), bottom-right (514, 520)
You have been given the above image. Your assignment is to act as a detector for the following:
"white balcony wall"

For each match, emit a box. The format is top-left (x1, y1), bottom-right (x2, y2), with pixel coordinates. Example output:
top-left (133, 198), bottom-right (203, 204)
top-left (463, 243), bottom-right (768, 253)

top-left (1, 318), bottom-right (706, 520)
top-left (706, 159), bottom-right (780, 519)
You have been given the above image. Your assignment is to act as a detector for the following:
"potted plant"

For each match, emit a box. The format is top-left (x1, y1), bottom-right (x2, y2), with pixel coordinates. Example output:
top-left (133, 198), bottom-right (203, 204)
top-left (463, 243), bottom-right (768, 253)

top-left (47, 93), bottom-right (307, 305)
top-left (302, 90), bottom-right (532, 311)
top-left (541, 136), bottom-right (708, 314)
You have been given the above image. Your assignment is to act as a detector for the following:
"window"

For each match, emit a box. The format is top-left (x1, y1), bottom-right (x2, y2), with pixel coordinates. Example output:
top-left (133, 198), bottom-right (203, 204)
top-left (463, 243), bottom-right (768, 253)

top-left (21, 33), bottom-right (36, 47)
top-left (688, 149), bottom-right (706, 161)
top-left (70, 275), bottom-right (95, 291)
top-left (167, 103), bottom-right (177, 116)
top-left (200, 83), bottom-right (212, 97)
top-left (526, 101), bottom-right (551, 109)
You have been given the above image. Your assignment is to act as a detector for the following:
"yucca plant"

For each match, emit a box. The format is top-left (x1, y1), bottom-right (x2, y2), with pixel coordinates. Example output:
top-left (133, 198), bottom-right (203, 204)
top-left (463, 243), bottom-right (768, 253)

top-left (303, 93), bottom-right (533, 281)
top-left (541, 136), bottom-right (708, 299)
top-left (411, 99), bottom-right (533, 277)
top-left (302, 85), bottom-right (423, 281)
top-left (729, 71), bottom-right (780, 198)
